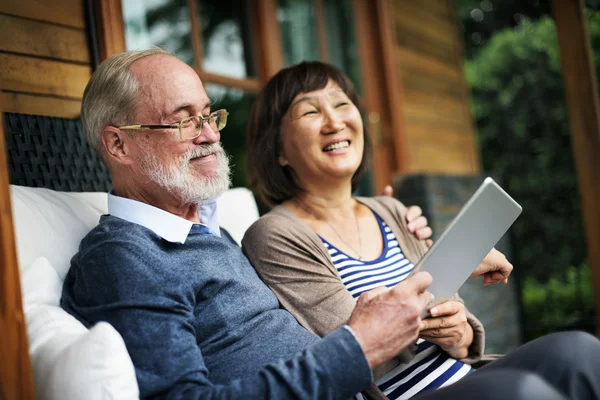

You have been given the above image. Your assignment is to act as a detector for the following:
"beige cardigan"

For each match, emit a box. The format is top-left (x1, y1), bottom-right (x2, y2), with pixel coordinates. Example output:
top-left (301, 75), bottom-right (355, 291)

top-left (242, 196), bottom-right (485, 389)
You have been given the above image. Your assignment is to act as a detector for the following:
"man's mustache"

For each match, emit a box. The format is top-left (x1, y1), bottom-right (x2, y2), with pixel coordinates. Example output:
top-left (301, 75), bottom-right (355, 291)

top-left (184, 143), bottom-right (224, 161)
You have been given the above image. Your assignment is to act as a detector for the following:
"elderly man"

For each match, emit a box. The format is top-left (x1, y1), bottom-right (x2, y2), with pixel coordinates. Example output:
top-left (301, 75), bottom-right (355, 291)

top-left (62, 49), bottom-right (600, 400)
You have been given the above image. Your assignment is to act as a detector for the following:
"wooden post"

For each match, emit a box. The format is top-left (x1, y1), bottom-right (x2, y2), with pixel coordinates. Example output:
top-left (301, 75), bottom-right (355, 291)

top-left (253, 0), bottom-right (284, 82)
top-left (93, 0), bottom-right (126, 61)
top-left (0, 104), bottom-right (35, 398)
top-left (552, 0), bottom-right (600, 337)
top-left (354, 0), bottom-right (406, 192)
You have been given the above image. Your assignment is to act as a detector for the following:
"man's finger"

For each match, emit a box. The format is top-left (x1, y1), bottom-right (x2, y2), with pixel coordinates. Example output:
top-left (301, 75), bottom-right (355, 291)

top-left (381, 185), bottom-right (393, 197)
top-left (425, 239), bottom-right (433, 248)
top-left (361, 285), bottom-right (389, 301)
top-left (416, 226), bottom-right (433, 240)
top-left (408, 216), bottom-right (428, 230)
top-left (401, 271), bottom-right (433, 293)
top-left (405, 206), bottom-right (423, 223)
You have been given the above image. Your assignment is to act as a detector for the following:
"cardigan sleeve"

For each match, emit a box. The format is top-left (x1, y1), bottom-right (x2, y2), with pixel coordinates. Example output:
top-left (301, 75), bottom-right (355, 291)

top-left (242, 212), bottom-right (357, 337)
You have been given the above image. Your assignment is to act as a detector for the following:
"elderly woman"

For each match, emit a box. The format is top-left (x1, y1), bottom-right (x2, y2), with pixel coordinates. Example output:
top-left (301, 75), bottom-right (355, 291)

top-left (242, 61), bottom-right (600, 400)
top-left (242, 61), bottom-right (486, 399)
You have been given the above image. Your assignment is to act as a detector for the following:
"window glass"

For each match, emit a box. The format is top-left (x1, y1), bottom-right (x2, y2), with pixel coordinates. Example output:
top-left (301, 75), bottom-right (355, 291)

top-left (323, 0), bottom-right (362, 93)
top-left (277, 0), bottom-right (320, 65)
top-left (122, 0), bottom-right (194, 65)
top-left (205, 84), bottom-right (256, 188)
top-left (197, 0), bottom-right (256, 78)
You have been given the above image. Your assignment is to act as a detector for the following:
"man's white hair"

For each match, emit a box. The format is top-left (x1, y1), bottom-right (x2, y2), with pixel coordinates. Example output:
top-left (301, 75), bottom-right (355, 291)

top-left (80, 47), bottom-right (173, 159)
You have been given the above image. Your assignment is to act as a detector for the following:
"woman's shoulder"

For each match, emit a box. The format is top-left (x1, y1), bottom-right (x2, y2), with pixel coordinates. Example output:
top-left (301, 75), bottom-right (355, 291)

top-left (243, 204), bottom-right (312, 248)
top-left (358, 196), bottom-right (408, 216)
top-left (242, 203), bottom-right (330, 265)
top-left (245, 205), bottom-right (300, 237)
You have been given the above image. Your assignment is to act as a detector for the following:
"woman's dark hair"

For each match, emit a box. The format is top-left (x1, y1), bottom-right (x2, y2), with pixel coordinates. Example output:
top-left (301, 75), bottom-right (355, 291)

top-left (247, 61), bottom-right (371, 207)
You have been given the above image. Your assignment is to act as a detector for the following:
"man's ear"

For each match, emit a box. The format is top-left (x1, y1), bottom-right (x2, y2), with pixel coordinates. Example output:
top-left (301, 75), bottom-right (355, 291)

top-left (101, 126), bottom-right (134, 165)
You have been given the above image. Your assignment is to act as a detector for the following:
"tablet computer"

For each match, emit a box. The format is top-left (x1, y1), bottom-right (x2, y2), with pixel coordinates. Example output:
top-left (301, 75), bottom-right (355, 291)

top-left (411, 177), bottom-right (522, 317)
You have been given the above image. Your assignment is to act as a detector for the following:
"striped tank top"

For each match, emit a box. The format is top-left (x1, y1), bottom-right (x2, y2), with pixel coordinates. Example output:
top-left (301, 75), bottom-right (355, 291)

top-left (320, 211), bottom-right (473, 400)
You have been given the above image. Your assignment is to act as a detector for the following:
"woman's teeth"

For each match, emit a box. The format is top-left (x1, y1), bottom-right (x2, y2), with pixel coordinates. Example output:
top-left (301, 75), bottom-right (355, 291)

top-left (323, 141), bottom-right (349, 152)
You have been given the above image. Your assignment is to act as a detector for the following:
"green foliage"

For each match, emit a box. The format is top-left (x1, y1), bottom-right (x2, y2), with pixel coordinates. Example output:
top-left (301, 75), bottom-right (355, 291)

top-left (521, 264), bottom-right (596, 337)
top-left (465, 14), bottom-right (598, 337)
top-left (466, 16), bottom-right (587, 282)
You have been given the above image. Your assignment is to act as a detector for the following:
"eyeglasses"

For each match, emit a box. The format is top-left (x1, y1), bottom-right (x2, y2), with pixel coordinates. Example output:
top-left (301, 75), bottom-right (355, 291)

top-left (118, 109), bottom-right (229, 140)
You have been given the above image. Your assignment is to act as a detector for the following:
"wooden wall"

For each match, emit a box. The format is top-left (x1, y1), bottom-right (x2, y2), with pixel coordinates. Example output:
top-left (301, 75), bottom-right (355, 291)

top-left (0, 0), bottom-right (92, 118)
top-left (392, 0), bottom-right (481, 175)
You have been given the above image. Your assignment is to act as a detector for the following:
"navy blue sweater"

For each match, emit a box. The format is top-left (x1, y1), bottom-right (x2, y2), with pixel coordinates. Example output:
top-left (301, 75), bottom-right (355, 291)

top-left (61, 215), bottom-right (372, 399)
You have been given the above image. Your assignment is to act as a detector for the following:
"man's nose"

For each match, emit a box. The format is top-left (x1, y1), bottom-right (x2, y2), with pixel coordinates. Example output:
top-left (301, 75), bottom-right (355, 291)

top-left (193, 121), bottom-right (220, 144)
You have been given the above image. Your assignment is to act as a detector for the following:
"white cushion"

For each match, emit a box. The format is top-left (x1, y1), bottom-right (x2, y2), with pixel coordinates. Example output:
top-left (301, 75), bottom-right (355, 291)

top-left (10, 185), bottom-right (260, 400)
top-left (217, 187), bottom-right (260, 245)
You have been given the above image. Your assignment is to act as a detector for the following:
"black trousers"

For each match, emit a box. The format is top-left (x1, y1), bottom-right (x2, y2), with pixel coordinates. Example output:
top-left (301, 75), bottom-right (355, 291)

top-left (414, 331), bottom-right (600, 400)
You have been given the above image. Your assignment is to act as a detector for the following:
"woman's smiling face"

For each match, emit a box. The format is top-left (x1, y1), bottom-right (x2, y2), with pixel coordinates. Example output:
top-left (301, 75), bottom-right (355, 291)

top-left (279, 80), bottom-right (364, 189)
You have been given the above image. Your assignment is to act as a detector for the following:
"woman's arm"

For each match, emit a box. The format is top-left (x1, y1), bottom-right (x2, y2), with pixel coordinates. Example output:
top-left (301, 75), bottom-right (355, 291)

top-left (242, 213), bottom-right (357, 337)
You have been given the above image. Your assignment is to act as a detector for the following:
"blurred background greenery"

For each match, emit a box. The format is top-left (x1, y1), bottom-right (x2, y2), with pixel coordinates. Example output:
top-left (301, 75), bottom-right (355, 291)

top-left (456, 0), bottom-right (598, 340)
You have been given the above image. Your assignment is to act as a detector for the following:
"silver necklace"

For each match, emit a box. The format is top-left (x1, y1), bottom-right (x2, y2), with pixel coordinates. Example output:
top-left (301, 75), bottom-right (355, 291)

top-left (294, 198), bottom-right (364, 261)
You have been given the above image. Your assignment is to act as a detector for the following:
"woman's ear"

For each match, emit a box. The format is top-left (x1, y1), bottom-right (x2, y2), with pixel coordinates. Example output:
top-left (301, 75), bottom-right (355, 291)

top-left (278, 155), bottom-right (289, 166)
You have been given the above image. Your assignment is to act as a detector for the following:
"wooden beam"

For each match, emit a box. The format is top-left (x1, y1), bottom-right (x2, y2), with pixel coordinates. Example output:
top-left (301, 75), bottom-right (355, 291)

top-left (444, 0), bottom-right (480, 173)
top-left (313, 0), bottom-right (330, 62)
top-left (1, 91), bottom-right (82, 118)
top-left (0, 0), bottom-right (85, 29)
top-left (188, 0), bottom-right (205, 70)
top-left (354, 0), bottom-right (394, 192)
top-left (94, 0), bottom-right (126, 61)
top-left (253, 0), bottom-right (284, 82)
top-left (377, 0), bottom-right (409, 174)
top-left (0, 53), bottom-right (91, 99)
top-left (0, 14), bottom-right (90, 63)
top-left (196, 70), bottom-right (261, 93)
top-left (0, 90), bottom-right (35, 399)
top-left (552, 0), bottom-right (600, 337)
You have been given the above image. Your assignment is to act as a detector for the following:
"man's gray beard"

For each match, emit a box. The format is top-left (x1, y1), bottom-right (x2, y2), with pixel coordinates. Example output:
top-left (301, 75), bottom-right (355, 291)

top-left (140, 142), bottom-right (231, 204)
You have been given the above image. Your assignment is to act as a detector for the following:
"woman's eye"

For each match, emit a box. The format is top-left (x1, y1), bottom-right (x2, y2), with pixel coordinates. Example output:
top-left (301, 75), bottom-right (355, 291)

top-left (302, 110), bottom-right (317, 116)
top-left (335, 102), bottom-right (349, 108)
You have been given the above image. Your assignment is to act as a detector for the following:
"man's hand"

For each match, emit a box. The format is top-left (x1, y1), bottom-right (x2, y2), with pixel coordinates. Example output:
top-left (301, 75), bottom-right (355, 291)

top-left (348, 272), bottom-right (434, 369)
top-left (405, 206), bottom-right (433, 248)
top-left (470, 248), bottom-right (513, 285)
top-left (420, 300), bottom-right (472, 359)
top-left (380, 185), bottom-right (433, 247)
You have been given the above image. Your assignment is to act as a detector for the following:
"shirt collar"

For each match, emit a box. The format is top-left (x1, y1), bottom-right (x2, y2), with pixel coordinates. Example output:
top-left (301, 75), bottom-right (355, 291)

top-left (107, 193), bottom-right (221, 244)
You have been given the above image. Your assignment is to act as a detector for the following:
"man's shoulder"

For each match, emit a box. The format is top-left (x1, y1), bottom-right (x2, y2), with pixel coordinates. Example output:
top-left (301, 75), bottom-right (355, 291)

top-left (77, 215), bottom-right (158, 260)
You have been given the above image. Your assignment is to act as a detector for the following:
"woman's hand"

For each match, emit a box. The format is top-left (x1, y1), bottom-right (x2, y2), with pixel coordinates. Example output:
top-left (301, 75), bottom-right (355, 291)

top-left (470, 248), bottom-right (513, 285)
top-left (419, 300), bottom-right (473, 359)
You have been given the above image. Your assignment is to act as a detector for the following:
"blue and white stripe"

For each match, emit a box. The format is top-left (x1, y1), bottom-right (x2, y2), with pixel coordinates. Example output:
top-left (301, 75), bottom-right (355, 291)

top-left (320, 212), bottom-right (473, 399)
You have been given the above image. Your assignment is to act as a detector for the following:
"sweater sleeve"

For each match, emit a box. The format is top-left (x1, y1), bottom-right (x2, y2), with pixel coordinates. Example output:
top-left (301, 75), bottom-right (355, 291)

top-left (242, 213), bottom-right (357, 338)
top-left (61, 237), bottom-right (372, 400)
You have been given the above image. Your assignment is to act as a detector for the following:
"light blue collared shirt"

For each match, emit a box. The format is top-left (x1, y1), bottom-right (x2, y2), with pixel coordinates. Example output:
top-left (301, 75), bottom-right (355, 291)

top-left (107, 193), bottom-right (221, 244)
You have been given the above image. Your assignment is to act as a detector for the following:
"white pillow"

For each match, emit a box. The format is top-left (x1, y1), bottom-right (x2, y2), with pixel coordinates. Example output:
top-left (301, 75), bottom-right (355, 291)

top-left (217, 187), bottom-right (260, 245)
top-left (10, 186), bottom-right (108, 280)
top-left (10, 187), bottom-right (138, 400)
top-left (22, 257), bottom-right (139, 400)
